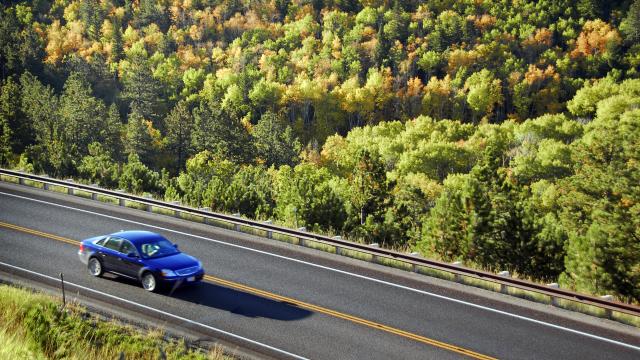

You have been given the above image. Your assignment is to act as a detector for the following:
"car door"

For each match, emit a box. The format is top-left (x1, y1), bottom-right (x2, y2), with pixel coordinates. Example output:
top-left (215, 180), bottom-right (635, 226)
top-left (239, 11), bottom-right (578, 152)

top-left (118, 239), bottom-right (143, 278)
top-left (98, 237), bottom-right (123, 272)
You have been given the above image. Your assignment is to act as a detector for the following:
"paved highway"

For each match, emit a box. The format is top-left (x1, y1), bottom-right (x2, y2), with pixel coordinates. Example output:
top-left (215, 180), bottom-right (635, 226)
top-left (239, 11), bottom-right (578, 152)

top-left (0, 181), bottom-right (638, 359)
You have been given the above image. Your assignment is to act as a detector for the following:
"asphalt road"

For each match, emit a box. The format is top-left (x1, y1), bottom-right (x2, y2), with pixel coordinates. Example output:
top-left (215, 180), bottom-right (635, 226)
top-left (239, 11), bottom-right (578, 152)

top-left (0, 181), bottom-right (639, 359)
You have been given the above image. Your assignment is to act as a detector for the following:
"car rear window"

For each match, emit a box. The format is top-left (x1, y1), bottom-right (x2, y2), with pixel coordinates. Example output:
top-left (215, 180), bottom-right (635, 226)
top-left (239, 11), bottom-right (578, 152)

top-left (104, 238), bottom-right (122, 251)
top-left (95, 237), bottom-right (107, 246)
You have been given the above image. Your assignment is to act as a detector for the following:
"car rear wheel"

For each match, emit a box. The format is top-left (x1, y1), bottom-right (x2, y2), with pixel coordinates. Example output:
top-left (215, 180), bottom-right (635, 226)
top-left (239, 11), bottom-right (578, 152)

top-left (88, 257), bottom-right (103, 277)
top-left (141, 272), bottom-right (158, 292)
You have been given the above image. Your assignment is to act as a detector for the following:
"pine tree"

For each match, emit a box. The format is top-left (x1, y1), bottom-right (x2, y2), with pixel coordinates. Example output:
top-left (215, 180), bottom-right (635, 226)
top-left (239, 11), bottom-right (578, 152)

top-left (125, 107), bottom-right (155, 166)
top-left (165, 101), bottom-right (194, 172)
top-left (0, 114), bottom-right (11, 165)
top-left (252, 111), bottom-right (301, 167)
top-left (58, 72), bottom-right (108, 159)
top-left (191, 99), bottom-right (254, 164)
top-left (120, 51), bottom-right (164, 127)
top-left (111, 18), bottom-right (124, 64)
top-left (623, 0), bottom-right (640, 44)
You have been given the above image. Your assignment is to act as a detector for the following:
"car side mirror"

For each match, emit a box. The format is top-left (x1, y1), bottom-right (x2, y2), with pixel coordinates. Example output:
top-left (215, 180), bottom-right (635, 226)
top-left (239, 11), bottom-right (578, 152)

top-left (173, 244), bottom-right (179, 249)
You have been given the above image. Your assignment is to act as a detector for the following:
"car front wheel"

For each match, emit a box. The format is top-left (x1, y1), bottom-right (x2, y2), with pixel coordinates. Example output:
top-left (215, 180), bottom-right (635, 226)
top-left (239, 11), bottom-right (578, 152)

top-left (141, 272), bottom-right (158, 292)
top-left (88, 257), bottom-right (103, 277)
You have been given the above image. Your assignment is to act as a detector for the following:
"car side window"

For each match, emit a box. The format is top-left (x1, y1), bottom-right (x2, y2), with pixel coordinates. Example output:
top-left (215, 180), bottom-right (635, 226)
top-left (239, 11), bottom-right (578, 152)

top-left (95, 237), bottom-right (107, 246)
top-left (104, 237), bottom-right (122, 252)
top-left (120, 240), bottom-right (138, 256)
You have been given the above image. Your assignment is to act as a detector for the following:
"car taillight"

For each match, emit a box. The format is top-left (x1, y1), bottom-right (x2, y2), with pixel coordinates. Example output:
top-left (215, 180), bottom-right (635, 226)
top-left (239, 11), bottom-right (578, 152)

top-left (79, 243), bottom-right (84, 252)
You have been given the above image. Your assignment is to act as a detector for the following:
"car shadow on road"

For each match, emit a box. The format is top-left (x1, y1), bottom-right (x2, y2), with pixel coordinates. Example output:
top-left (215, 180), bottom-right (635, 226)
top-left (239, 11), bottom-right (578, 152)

top-left (106, 274), bottom-right (312, 321)
top-left (172, 281), bottom-right (313, 321)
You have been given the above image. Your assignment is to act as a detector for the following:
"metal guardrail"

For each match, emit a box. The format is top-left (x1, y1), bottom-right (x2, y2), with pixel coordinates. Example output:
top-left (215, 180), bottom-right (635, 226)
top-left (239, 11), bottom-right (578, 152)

top-left (1, 168), bottom-right (639, 319)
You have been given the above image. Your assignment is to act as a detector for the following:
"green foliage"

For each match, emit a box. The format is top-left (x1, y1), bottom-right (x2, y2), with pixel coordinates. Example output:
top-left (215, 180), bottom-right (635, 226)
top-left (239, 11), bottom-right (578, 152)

top-left (253, 111), bottom-right (301, 167)
top-left (78, 142), bottom-right (119, 188)
top-left (621, 0), bottom-right (640, 44)
top-left (191, 98), bottom-right (254, 164)
top-left (58, 72), bottom-right (110, 159)
top-left (118, 153), bottom-right (161, 194)
top-left (274, 163), bottom-right (346, 231)
top-left (418, 174), bottom-right (477, 262)
top-left (464, 69), bottom-right (503, 121)
top-left (0, 5), bottom-right (43, 76)
top-left (559, 98), bottom-right (640, 301)
top-left (164, 100), bottom-right (194, 172)
top-left (3, 0), bottom-right (640, 301)
top-left (125, 107), bottom-right (160, 166)
top-left (120, 47), bottom-right (164, 125)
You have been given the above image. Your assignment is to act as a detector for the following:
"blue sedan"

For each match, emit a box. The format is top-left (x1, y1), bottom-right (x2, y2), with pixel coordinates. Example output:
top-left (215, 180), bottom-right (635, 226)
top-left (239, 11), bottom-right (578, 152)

top-left (78, 230), bottom-right (204, 292)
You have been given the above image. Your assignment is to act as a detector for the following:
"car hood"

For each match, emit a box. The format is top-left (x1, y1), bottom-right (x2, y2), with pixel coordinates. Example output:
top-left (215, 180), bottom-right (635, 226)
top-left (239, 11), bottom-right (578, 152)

top-left (143, 252), bottom-right (199, 270)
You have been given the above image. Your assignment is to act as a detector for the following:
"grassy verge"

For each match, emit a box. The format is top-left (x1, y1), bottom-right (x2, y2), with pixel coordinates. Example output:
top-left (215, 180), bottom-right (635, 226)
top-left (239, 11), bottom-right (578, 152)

top-left (0, 284), bottom-right (232, 360)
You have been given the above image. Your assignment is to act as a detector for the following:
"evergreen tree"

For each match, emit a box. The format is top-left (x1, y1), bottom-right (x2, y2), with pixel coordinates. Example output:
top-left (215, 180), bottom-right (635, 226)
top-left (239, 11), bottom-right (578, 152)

top-left (0, 111), bottom-right (11, 165)
top-left (419, 174), bottom-right (474, 261)
top-left (0, 76), bottom-right (28, 158)
top-left (252, 111), bottom-right (301, 167)
top-left (165, 101), bottom-right (194, 172)
top-left (19, 72), bottom-right (66, 174)
top-left (58, 72), bottom-right (109, 159)
top-left (191, 98), bottom-right (254, 164)
top-left (111, 18), bottom-right (124, 64)
top-left (560, 104), bottom-right (640, 301)
top-left (622, 0), bottom-right (640, 44)
top-left (119, 153), bottom-right (162, 194)
top-left (125, 107), bottom-right (156, 166)
top-left (78, 142), bottom-right (119, 187)
top-left (120, 50), bottom-right (164, 127)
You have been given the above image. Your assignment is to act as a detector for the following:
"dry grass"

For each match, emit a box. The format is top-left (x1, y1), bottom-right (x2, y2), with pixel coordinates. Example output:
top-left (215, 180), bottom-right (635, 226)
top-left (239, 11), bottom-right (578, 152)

top-left (0, 284), bottom-right (233, 360)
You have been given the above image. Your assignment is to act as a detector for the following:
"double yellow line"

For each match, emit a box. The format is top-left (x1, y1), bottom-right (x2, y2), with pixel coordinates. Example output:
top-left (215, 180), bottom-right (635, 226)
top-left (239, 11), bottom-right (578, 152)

top-left (0, 221), bottom-right (496, 360)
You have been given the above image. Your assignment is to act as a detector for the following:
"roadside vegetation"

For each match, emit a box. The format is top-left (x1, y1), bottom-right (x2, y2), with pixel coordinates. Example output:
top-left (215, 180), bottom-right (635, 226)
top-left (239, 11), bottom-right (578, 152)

top-left (0, 1), bottom-right (639, 303)
top-left (0, 284), bottom-right (230, 360)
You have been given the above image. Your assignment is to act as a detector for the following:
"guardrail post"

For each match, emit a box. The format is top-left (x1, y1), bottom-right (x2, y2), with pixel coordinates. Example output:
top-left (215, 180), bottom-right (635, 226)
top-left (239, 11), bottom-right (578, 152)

top-left (600, 295), bottom-right (614, 319)
top-left (452, 261), bottom-right (463, 283)
top-left (143, 194), bottom-right (153, 211)
top-left (91, 184), bottom-right (99, 200)
top-left (333, 236), bottom-right (342, 255)
top-left (171, 201), bottom-right (181, 217)
top-left (115, 190), bottom-right (125, 206)
top-left (370, 243), bottom-right (380, 263)
top-left (498, 271), bottom-right (510, 294)
top-left (18, 177), bottom-right (25, 185)
top-left (547, 283), bottom-right (560, 306)
top-left (232, 213), bottom-right (241, 231)
top-left (264, 220), bottom-right (273, 239)
top-left (410, 252), bottom-right (420, 272)
top-left (297, 227), bottom-right (306, 246)
top-left (200, 207), bottom-right (211, 224)
top-left (40, 175), bottom-right (49, 190)
top-left (66, 179), bottom-right (74, 195)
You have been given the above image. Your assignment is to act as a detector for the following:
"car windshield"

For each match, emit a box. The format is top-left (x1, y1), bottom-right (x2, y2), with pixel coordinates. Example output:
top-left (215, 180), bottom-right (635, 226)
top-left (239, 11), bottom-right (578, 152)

top-left (139, 239), bottom-right (179, 259)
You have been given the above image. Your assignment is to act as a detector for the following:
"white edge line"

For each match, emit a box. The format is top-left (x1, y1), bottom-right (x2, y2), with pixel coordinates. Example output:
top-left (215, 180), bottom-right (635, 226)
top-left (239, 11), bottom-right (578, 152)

top-left (0, 260), bottom-right (309, 360)
top-left (1, 190), bottom-right (640, 352)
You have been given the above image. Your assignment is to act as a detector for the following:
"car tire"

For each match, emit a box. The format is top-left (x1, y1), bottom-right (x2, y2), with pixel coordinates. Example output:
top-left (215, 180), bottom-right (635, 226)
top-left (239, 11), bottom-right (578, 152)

top-left (88, 257), bottom-right (103, 277)
top-left (141, 272), bottom-right (158, 292)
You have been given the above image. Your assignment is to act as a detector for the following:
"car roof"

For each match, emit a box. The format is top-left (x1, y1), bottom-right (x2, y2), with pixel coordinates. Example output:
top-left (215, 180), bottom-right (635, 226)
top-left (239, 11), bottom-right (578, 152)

top-left (108, 230), bottom-right (167, 245)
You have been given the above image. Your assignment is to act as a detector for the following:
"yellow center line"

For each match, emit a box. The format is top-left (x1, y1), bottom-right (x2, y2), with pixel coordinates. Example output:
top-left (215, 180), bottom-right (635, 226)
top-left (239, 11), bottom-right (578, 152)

top-left (0, 221), bottom-right (496, 360)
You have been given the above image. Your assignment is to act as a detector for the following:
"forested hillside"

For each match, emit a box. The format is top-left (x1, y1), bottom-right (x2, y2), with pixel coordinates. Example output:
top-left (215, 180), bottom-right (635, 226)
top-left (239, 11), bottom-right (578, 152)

top-left (1, 0), bottom-right (639, 302)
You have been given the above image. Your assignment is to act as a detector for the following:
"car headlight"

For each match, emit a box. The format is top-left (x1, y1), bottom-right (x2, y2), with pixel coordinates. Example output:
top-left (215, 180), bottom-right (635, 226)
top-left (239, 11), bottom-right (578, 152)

top-left (160, 269), bottom-right (176, 277)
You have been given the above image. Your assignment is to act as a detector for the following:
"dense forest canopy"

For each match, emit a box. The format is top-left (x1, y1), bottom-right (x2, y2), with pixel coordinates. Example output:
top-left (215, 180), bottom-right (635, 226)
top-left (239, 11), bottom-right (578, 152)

top-left (1, 0), bottom-right (639, 302)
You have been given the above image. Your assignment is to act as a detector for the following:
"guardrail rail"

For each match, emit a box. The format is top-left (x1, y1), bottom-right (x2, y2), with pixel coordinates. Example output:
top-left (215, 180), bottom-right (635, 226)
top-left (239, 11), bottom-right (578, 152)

top-left (1, 168), bottom-right (639, 325)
